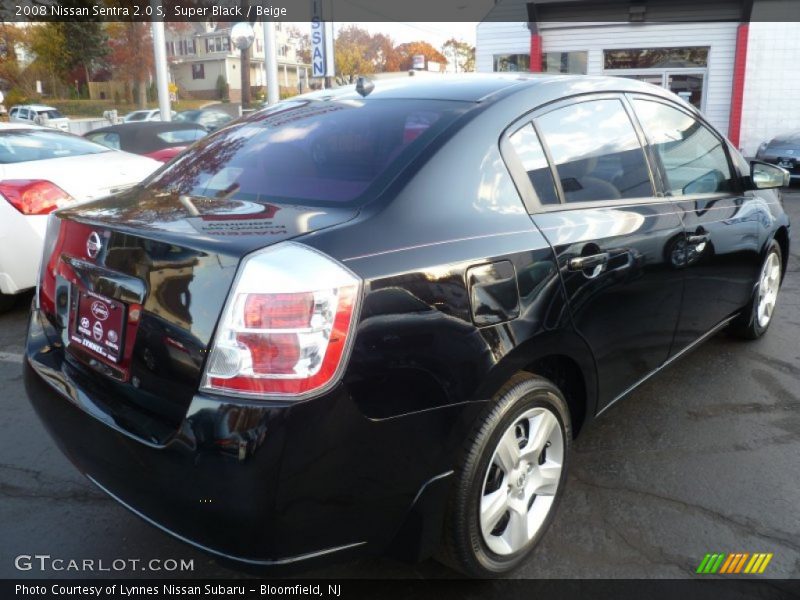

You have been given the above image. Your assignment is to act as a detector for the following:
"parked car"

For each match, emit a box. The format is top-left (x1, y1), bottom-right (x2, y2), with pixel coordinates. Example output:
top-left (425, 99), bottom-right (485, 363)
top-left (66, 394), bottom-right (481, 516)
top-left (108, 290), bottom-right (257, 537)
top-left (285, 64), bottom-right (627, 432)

top-left (756, 131), bottom-right (800, 183)
top-left (174, 109), bottom-right (234, 132)
top-left (8, 104), bottom-right (70, 131)
top-left (0, 123), bottom-right (159, 312)
top-left (122, 109), bottom-right (175, 123)
top-left (26, 75), bottom-right (790, 576)
top-left (84, 122), bottom-right (207, 162)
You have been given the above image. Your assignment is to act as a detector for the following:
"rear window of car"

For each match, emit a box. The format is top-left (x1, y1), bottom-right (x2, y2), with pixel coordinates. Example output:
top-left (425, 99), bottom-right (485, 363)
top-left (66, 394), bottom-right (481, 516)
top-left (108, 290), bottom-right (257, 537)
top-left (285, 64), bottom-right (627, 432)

top-left (126, 112), bottom-right (148, 121)
top-left (157, 129), bottom-right (207, 144)
top-left (36, 109), bottom-right (64, 119)
top-left (0, 130), bottom-right (110, 164)
top-left (146, 98), bottom-right (466, 207)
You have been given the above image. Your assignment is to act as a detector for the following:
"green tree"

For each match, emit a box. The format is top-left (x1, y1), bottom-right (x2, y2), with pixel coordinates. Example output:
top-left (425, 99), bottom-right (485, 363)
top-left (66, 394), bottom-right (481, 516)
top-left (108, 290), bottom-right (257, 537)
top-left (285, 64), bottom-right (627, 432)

top-left (389, 41), bottom-right (448, 72)
top-left (442, 38), bottom-right (475, 72)
top-left (28, 23), bottom-right (69, 97)
top-left (107, 22), bottom-right (153, 108)
top-left (334, 25), bottom-right (396, 78)
top-left (62, 19), bottom-right (109, 89)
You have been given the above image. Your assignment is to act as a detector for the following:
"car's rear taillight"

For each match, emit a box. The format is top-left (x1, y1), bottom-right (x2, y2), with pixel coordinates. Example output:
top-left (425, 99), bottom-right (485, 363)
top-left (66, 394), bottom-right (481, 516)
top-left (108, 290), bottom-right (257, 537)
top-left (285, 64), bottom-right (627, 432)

top-left (36, 213), bottom-right (64, 313)
top-left (0, 180), bottom-right (73, 215)
top-left (201, 242), bottom-right (361, 399)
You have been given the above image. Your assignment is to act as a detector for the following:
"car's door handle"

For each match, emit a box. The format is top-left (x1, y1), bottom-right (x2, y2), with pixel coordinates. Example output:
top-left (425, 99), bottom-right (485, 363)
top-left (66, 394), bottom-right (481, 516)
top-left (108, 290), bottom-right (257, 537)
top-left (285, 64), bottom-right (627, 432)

top-left (687, 234), bottom-right (710, 244)
top-left (568, 252), bottom-right (610, 276)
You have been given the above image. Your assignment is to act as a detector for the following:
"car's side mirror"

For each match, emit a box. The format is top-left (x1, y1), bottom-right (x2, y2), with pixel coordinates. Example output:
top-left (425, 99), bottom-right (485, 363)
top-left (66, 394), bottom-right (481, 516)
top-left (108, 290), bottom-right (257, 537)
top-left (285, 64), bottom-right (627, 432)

top-left (749, 161), bottom-right (790, 190)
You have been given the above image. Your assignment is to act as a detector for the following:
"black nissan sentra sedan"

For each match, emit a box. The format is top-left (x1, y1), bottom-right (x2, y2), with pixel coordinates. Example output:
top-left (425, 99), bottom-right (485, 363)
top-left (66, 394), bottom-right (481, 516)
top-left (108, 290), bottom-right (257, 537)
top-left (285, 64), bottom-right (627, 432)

top-left (25, 74), bottom-right (790, 576)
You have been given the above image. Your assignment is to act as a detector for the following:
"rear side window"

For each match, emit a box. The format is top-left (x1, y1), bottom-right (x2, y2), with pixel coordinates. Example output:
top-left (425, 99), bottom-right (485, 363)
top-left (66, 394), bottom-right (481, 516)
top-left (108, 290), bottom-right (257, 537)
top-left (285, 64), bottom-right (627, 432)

top-left (148, 98), bottom-right (464, 207)
top-left (37, 109), bottom-right (64, 119)
top-left (508, 124), bottom-right (559, 205)
top-left (536, 99), bottom-right (653, 203)
top-left (632, 99), bottom-right (735, 196)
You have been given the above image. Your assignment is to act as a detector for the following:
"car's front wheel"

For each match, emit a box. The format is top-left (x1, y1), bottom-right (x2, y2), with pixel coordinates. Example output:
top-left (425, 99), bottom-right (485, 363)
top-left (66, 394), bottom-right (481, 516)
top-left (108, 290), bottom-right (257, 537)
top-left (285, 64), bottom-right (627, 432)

top-left (439, 374), bottom-right (571, 577)
top-left (733, 240), bottom-right (783, 339)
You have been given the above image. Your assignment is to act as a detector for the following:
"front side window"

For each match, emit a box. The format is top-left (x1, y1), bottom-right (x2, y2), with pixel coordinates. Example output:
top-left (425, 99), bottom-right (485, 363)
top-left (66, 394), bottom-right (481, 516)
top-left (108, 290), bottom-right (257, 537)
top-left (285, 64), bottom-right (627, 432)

top-left (535, 99), bottom-right (653, 202)
top-left (86, 132), bottom-right (121, 150)
top-left (508, 124), bottom-right (559, 205)
top-left (192, 64), bottom-right (205, 80)
top-left (632, 99), bottom-right (735, 196)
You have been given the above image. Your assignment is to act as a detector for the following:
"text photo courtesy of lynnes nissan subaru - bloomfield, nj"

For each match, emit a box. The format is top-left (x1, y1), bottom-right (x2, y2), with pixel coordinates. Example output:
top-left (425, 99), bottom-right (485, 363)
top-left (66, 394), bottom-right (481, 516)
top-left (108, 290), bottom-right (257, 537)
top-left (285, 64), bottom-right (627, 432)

top-left (0, 1), bottom-right (799, 599)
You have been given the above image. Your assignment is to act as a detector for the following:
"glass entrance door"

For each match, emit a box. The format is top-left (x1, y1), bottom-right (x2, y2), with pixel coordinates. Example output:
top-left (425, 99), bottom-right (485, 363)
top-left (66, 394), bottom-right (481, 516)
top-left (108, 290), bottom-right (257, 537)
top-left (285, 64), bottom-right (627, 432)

top-left (666, 73), bottom-right (705, 109)
top-left (612, 71), bottom-right (706, 110)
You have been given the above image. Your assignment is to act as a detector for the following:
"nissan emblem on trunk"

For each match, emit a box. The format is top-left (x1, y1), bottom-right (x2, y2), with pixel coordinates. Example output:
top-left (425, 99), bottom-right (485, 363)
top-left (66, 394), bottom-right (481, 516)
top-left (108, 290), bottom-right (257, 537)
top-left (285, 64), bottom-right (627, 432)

top-left (86, 232), bottom-right (102, 259)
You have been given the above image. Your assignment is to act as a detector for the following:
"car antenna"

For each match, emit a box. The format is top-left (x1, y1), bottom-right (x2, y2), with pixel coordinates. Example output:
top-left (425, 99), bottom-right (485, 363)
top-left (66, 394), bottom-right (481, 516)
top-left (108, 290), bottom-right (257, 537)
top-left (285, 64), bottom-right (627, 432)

top-left (355, 76), bottom-right (374, 98)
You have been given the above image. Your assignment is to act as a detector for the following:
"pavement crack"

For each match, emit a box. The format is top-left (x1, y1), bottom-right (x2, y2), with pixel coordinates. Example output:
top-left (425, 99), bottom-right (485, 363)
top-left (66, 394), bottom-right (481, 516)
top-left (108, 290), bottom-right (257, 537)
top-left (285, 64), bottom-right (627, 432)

top-left (570, 470), bottom-right (800, 554)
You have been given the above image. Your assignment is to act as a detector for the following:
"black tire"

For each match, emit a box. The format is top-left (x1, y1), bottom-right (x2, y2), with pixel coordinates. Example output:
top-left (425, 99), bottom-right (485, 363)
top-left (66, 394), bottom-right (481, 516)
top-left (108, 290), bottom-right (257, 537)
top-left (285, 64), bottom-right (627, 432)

top-left (438, 373), bottom-right (571, 577)
top-left (0, 293), bottom-right (15, 314)
top-left (731, 239), bottom-right (783, 340)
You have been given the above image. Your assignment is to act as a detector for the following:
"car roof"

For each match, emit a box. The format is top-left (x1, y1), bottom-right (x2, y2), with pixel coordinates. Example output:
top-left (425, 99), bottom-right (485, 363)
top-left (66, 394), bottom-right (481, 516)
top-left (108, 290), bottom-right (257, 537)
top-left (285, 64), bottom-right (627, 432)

top-left (298, 73), bottom-right (686, 105)
top-left (88, 121), bottom-right (205, 135)
top-left (13, 104), bottom-right (58, 111)
top-left (0, 122), bottom-right (46, 131)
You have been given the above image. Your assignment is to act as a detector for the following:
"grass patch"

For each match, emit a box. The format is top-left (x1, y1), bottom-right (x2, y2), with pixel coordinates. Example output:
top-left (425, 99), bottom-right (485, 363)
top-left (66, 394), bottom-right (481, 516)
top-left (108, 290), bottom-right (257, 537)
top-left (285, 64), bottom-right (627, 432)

top-left (46, 99), bottom-right (212, 118)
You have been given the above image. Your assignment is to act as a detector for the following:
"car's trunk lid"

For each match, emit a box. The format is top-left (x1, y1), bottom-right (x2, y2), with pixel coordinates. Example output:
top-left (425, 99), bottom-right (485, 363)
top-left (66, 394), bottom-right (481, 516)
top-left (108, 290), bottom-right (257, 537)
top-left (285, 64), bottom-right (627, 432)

top-left (39, 190), bottom-right (357, 442)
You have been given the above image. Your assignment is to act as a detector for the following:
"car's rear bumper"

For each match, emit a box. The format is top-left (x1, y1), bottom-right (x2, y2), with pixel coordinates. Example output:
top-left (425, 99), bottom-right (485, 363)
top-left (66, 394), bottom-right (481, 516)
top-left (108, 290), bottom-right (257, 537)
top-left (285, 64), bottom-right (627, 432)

top-left (0, 211), bottom-right (45, 295)
top-left (24, 308), bottom-right (465, 566)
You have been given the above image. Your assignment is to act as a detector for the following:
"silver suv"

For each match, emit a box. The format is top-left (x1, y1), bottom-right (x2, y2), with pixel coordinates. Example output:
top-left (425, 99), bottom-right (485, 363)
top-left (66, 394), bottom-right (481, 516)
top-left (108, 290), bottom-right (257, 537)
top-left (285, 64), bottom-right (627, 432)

top-left (8, 104), bottom-right (70, 131)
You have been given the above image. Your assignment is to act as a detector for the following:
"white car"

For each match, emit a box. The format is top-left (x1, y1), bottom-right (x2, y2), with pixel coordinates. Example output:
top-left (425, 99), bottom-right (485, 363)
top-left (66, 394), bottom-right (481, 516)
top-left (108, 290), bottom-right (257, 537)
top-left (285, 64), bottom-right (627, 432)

top-left (0, 123), bottom-right (160, 311)
top-left (122, 109), bottom-right (176, 123)
top-left (8, 104), bottom-right (71, 132)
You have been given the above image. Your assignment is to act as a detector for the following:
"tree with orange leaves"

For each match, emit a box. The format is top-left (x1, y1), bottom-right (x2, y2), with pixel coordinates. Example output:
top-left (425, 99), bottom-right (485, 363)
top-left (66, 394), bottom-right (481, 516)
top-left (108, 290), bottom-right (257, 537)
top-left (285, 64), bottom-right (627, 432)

top-left (107, 22), bottom-right (153, 107)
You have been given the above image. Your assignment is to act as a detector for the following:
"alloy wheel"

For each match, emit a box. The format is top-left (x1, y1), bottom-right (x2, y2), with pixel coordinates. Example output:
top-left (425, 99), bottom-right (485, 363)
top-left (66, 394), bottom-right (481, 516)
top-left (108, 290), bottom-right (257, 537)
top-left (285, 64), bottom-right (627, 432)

top-left (757, 251), bottom-right (781, 328)
top-left (479, 407), bottom-right (564, 556)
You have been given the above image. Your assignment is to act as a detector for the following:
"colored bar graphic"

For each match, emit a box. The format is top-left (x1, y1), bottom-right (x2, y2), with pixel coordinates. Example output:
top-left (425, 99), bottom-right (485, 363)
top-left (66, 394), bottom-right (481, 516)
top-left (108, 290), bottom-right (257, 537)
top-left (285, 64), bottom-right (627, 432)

top-left (711, 554), bottom-right (725, 573)
top-left (759, 554), bottom-right (773, 573)
top-left (697, 552), bottom-right (773, 574)
top-left (719, 553), bottom-right (736, 574)
top-left (695, 554), bottom-right (711, 573)
top-left (696, 554), bottom-right (712, 574)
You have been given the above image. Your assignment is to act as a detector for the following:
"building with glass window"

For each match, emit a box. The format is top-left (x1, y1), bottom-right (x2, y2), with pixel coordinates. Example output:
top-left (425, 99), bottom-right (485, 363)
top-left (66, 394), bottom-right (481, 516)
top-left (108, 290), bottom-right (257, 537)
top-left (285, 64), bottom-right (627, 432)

top-left (477, 1), bottom-right (800, 155)
top-left (165, 23), bottom-right (310, 103)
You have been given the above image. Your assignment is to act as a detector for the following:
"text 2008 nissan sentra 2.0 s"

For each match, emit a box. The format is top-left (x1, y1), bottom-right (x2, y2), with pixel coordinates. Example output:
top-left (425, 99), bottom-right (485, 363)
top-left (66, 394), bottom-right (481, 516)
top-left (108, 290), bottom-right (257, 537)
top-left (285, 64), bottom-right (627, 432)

top-left (25, 75), bottom-right (790, 577)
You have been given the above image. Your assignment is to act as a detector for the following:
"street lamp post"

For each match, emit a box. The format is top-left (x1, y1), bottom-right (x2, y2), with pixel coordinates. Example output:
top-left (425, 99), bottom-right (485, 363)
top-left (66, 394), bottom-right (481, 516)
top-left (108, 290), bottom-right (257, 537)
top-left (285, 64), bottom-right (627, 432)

top-left (232, 22), bottom-right (255, 111)
top-left (151, 18), bottom-right (171, 121)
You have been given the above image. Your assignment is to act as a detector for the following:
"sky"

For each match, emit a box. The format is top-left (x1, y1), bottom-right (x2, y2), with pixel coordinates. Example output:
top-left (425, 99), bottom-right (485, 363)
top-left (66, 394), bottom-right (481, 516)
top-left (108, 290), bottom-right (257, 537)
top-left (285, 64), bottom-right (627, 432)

top-left (291, 21), bottom-right (478, 48)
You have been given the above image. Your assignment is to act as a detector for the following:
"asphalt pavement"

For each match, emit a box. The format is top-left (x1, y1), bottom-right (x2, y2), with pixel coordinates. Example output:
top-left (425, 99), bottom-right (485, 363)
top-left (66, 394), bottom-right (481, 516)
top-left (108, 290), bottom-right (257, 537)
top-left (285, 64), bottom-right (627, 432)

top-left (1, 191), bottom-right (799, 580)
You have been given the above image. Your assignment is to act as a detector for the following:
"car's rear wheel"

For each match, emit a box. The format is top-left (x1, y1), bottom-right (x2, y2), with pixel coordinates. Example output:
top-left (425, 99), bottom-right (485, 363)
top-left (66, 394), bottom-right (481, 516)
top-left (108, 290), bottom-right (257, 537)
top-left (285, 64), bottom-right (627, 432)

top-left (732, 240), bottom-right (783, 339)
top-left (438, 374), bottom-right (571, 577)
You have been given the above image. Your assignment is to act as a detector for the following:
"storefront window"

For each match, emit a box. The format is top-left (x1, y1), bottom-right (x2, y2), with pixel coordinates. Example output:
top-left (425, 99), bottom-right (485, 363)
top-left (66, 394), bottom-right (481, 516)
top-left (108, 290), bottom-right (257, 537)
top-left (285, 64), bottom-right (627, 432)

top-left (544, 51), bottom-right (588, 74)
top-left (493, 54), bottom-right (530, 72)
top-left (604, 47), bottom-right (709, 69)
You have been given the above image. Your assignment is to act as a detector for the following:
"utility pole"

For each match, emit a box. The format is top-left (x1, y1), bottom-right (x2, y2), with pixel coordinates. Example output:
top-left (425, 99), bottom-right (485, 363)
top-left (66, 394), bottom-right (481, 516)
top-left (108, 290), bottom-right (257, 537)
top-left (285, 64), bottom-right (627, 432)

top-left (263, 21), bottom-right (279, 105)
top-left (150, 4), bottom-right (171, 121)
